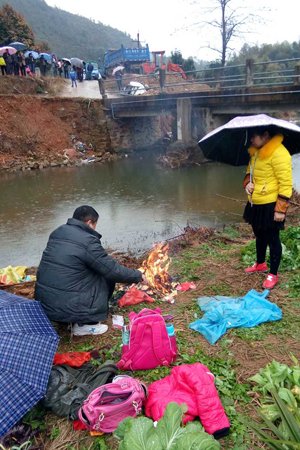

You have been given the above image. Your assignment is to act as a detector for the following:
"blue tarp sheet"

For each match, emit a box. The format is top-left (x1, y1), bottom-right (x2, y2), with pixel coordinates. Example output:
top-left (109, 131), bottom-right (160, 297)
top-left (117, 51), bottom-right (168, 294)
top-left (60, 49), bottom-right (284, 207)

top-left (189, 289), bottom-right (282, 344)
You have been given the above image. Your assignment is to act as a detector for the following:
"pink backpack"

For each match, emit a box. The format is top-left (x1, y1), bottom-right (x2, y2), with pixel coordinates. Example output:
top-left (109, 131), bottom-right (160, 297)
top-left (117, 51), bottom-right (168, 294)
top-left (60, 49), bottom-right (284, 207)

top-left (78, 375), bottom-right (146, 433)
top-left (117, 308), bottom-right (177, 371)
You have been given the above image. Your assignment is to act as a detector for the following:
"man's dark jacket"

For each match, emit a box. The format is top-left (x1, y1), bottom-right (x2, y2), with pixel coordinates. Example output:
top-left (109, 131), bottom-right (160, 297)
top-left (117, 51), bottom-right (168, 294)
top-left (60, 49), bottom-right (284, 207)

top-left (35, 218), bottom-right (142, 323)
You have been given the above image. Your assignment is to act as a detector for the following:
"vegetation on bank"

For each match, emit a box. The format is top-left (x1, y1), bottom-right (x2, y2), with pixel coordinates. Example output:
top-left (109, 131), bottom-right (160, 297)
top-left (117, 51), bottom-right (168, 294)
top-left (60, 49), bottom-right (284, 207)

top-left (0, 0), bottom-right (133, 61)
top-left (2, 217), bottom-right (300, 450)
top-left (2, 1), bottom-right (300, 72)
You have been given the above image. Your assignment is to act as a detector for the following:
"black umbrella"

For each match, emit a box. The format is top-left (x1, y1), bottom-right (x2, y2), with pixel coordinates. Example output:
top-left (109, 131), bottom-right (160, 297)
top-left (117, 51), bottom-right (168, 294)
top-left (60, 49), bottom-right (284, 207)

top-left (198, 114), bottom-right (300, 166)
top-left (61, 58), bottom-right (71, 65)
top-left (8, 41), bottom-right (27, 51)
top-left (70, 57), bottom-right (84, 68)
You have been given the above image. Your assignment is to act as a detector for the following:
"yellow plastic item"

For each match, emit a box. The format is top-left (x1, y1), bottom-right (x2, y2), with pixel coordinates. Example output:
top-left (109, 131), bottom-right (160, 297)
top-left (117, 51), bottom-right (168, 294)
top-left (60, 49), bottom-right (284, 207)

top-left (0, 265), bottom-right (28, 285)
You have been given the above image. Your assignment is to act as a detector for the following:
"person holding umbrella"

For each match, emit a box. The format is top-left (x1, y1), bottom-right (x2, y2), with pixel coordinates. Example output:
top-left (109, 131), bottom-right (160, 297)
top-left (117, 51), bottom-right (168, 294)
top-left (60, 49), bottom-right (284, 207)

top-left (0, 54), bottom-right (6, 75)
top-left (63, 60), bottom-right (70, 78)
top-left (243, 126), bottom-right (293, 289)
top-left (113, 65), bottom-right (124, 91)
top-left (199, 114), bottom-right (299, 289)
top-left (3, 50), bottom-right (12, 74)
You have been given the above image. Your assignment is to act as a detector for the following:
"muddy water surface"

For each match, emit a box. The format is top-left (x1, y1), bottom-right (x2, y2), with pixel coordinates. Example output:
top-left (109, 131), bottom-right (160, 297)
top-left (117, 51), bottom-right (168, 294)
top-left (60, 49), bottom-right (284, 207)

top-left (1, 154), bottom-right (299, 266)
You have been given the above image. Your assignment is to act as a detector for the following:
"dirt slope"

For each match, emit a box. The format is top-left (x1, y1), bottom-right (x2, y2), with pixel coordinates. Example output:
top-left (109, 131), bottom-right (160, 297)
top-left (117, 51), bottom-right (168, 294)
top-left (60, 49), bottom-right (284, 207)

top-left (0, 77), bottom-right (115, 171)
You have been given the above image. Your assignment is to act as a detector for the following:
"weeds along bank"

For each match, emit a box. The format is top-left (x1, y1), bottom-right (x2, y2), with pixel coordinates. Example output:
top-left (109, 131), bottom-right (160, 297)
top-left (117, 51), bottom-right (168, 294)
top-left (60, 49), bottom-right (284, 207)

top-left (0, 77), bottom-right (163, 172)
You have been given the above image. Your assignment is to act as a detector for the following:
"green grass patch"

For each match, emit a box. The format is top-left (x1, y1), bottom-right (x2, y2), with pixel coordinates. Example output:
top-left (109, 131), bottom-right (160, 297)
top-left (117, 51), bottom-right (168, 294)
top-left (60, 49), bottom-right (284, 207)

top-left (241, 226), bottom-right (300, 271)
top-left (231, 309), bottom-right (300, 342)
top-left (282, 273), bottom-right (300, 298)
top-left (171, 241), bottom-right (232, 280)
top-left (220, 226), bottom-right (241, 240)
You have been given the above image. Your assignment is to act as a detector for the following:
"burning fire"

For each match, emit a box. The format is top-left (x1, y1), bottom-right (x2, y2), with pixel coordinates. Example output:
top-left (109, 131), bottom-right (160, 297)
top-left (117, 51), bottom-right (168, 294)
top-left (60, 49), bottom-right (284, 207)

top-left (140, 242), bottom-right (177, 301)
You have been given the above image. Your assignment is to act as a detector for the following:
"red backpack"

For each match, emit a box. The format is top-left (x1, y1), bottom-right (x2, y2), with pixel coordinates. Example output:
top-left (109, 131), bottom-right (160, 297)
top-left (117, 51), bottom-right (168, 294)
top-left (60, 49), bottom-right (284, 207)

top-left (117, 308), bottom-right (177, 371)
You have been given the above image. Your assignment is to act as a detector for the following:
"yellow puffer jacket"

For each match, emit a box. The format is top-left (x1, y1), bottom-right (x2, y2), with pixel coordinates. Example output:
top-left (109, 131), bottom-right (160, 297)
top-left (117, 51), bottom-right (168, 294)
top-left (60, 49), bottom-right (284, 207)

top-left (245, 134), bottom-right (292, 206)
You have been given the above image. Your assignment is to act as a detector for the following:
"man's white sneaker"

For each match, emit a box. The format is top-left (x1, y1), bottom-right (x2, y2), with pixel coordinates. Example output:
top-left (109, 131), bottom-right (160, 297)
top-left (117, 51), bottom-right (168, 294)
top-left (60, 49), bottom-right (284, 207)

top-left (72, 323), bottom-right (108, 336)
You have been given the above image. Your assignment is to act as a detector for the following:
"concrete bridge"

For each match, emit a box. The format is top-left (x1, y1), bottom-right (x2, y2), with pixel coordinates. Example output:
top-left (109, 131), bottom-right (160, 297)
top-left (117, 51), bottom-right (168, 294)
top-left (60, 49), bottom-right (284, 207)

top-left (102, 57), bottom-right (300, 143)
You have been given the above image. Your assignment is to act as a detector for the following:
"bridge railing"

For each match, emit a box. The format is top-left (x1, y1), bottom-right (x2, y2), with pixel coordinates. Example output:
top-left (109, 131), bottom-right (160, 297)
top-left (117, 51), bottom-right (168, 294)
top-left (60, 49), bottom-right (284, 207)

top-left (102, 57), bottom-right (300, 96)
top-left (173, 57), bottom-right (300, 90)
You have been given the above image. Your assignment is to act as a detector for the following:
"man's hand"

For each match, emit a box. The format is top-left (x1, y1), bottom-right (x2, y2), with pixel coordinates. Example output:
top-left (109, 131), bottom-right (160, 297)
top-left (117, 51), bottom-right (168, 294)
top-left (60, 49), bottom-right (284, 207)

top-left (245, 182), bottom-right (254, 195)
top-left (274, 212), bottom-right (285, 222)
top-left (142, 274), bottom-right (149, 284)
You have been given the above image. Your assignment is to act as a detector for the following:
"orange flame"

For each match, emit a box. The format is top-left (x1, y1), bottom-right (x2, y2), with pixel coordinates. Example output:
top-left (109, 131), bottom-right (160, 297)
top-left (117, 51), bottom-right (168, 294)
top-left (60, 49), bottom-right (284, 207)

top-left (140, 242), bottom-right (173, 295)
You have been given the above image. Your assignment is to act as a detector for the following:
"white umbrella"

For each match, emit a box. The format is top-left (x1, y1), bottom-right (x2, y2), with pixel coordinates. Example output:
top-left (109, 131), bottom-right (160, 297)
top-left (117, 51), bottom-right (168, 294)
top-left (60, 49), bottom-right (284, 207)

top-left (112, 65), bottom-right (125, 75)
top-left (0, 46), bottom-right (17, 55)
top-left (24, 50), bottom-right (39, 59)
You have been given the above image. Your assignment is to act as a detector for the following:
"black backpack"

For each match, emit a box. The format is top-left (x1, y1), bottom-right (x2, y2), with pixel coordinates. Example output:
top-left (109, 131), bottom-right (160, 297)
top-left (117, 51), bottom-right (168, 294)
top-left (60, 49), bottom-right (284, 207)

top-left (42, 360), bottom-right (118, 419)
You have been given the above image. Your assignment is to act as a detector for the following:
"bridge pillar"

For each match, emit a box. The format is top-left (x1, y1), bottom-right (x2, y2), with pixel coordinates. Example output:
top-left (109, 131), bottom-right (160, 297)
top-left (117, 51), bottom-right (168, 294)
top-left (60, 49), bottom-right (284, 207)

top-left (177, 98), bottom-right (192, 142)
top-left (193, 107), bottom-right (214, 139)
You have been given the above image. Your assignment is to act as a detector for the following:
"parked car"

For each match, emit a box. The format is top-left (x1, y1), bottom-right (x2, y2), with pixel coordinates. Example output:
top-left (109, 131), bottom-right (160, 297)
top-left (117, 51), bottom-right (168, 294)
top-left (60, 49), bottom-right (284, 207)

top-left (90, 62), bottom-right (100, 80)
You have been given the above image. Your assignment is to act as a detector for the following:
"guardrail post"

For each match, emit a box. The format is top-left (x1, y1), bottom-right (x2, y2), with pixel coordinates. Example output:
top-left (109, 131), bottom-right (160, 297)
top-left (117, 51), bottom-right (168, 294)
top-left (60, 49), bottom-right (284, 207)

top-left (245, 59), bottom-right (254, 86)
top-left (294, 64), bottom-right (300, 85)
top-left (159, 68), bottom-right (166, 91)
top-left (98, 78), bottom-right (107, 98)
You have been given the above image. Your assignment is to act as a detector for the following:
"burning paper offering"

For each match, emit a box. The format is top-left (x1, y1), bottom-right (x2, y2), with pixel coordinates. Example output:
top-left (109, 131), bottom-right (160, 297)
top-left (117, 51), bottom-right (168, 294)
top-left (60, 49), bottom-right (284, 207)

top-left (139, 242), bottom-right (177, 303)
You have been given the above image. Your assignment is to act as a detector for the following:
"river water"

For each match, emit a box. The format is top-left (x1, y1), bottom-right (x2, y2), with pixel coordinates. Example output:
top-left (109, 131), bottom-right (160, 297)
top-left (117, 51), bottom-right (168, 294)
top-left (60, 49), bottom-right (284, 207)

top-left (1, 154), bottom-right (299, 267)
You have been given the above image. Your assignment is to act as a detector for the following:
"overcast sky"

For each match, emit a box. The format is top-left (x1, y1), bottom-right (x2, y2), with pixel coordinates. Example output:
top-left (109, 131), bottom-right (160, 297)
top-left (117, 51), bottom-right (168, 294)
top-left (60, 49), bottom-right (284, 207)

top-left (45, 0), bottom-right (300, 60)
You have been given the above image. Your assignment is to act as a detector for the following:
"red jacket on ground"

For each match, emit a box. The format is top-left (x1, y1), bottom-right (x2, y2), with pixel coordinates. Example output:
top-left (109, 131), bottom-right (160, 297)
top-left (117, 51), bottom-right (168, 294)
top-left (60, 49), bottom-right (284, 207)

top-left (145, 363), bottom-right (230, 436)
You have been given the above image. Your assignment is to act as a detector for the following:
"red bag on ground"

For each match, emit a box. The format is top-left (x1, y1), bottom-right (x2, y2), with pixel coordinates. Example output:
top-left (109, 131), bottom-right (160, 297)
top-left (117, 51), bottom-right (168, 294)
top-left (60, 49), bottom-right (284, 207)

top-left (53, 352), bottom-right (91, 367)
top-left (118, 286), bottom-right (155, 307)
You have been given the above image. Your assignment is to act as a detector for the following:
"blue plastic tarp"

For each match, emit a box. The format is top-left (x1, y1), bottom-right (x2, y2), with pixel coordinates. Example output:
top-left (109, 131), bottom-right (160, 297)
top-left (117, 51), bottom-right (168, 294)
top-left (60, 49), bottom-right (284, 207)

top-left (189, 289), bottom-right (282, 344)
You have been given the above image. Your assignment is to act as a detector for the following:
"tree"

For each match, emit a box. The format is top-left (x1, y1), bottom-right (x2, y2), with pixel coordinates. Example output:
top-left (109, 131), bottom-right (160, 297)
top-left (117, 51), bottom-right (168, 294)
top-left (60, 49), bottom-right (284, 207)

top-left (170, 51), bottom-right (196, 76)
top-left (204, 0), bottom-right (262, 67)
top-left (182, 57), bottom-right (196, 74)
top-left (170, 50), bottom-right (184, 66)
top-left (0, 4), bottom-right (35, 47)
top-left (183, 0), bottom-right (266, 67)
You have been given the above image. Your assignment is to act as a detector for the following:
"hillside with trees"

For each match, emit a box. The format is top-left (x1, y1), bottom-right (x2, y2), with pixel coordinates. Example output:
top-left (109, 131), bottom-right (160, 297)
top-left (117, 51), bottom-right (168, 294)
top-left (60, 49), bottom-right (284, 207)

top-left (0, 0), bottom-right (134, 60)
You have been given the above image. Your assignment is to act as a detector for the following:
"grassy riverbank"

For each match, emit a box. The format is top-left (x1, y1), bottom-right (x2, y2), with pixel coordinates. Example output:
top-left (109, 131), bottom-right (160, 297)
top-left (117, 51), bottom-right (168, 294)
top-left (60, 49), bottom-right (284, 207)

top-left (2, 217), bottom-right (300, 450)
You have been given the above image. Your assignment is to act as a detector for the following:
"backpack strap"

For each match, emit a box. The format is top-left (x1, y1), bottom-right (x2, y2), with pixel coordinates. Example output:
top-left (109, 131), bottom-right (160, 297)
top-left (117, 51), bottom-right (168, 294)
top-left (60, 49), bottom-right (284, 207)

top-left (150, 321), bottom-right (175, 365)
top-left (118, 321), bottom-right (147, 370)
top-left (88, 362), bottom-right (118, 391)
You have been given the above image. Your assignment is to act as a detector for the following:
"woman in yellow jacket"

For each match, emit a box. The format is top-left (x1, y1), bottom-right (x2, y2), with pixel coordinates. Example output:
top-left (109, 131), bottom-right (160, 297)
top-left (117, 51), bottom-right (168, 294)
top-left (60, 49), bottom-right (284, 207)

top-left (0, 56), bottom-right (6, 76)
top-left (243, 127), bottom-right (293, 289)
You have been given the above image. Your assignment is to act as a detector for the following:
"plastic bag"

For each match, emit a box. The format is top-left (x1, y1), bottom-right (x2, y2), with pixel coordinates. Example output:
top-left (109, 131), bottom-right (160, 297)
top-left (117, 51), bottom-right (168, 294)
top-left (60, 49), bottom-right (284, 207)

top-left (53, 352), bottom-right (91, 367)
top-left (176, 282), bottom-right (197, 291)
top-left (118, 286), bottom-right (155, 307)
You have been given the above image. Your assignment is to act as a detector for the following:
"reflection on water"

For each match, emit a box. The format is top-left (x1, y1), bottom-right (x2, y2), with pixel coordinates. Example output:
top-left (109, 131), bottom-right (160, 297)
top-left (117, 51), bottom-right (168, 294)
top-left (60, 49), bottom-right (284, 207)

top-left (0, 153), bottom-right (299, 266)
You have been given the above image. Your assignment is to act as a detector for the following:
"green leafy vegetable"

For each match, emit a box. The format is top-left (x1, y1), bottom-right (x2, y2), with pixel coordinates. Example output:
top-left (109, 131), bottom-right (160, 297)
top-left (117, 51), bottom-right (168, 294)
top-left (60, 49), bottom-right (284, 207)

top-left (247, 390), bottom-right (300, 449)
top-left (114, 402), bottom-right (221, 450)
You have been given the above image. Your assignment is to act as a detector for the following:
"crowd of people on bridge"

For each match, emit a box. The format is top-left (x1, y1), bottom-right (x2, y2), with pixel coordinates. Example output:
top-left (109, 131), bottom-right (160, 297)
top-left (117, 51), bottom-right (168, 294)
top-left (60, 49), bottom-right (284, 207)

top-left (0, 50), bottom-right (85, 80)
